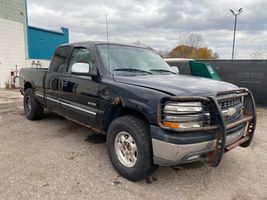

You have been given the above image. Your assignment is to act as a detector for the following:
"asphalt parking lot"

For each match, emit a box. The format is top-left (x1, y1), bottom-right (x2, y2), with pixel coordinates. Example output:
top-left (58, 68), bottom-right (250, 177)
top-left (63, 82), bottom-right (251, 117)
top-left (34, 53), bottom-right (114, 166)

top-left (0, 89), bottom-right (267, 200)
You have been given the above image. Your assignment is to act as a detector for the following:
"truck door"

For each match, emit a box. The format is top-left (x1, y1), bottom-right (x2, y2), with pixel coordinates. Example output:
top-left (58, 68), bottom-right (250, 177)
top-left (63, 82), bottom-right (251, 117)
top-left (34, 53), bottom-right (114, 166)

top-left (60, 47), bottom-right (99, 128)
top-left (44, 52), bottom-right (67, 112)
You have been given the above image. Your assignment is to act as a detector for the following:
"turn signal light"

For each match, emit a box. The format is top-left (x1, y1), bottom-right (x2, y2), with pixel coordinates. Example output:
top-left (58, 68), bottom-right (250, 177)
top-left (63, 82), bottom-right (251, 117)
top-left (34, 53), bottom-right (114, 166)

top-left (162, 121), bottom-right (180, 129)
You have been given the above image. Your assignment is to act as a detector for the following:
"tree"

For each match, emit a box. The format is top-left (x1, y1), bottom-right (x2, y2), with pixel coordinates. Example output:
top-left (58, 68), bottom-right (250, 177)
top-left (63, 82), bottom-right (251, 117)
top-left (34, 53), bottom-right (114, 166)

top-left (157, 49), bottom-right (170, 58)
top-left (250, 50), bottom-right (264, 59)
top-left (169, 45), bottom-right (219, 59)
top-left (170, 33), bottom-right (219, 59)
top-left (132, 40), bottom-right (142, 46)
top-left (178, 33), bottom-right (203, 48)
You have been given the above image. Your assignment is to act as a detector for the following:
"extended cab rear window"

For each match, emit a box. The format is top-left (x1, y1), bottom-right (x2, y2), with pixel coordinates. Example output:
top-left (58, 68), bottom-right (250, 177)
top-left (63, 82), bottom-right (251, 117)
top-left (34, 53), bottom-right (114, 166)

top-left (50, 54), bottom-right (66, 73)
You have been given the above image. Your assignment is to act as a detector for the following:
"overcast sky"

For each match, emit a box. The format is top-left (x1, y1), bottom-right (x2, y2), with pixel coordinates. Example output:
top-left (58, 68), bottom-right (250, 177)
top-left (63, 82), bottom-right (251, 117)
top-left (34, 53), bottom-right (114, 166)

top-left (27, 0), bottom-right (267, 59)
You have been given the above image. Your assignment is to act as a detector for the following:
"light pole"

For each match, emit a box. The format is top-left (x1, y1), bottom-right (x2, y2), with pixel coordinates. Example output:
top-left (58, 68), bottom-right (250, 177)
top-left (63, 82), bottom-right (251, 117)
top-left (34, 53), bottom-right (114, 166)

top-left (230, 8), bottom-right (244, 59)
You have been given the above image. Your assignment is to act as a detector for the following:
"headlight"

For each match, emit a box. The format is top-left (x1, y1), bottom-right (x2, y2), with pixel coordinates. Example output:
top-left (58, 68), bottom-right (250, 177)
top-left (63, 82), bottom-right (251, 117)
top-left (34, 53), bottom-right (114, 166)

top-left (161, 102), bottom-right (209, 129)
top-left (163, 102), bottom-right (203, 114)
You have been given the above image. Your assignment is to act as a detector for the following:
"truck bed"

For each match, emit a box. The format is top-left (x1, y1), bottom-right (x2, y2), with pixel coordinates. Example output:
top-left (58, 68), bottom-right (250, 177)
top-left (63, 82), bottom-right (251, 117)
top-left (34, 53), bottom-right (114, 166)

top-left (19, 67), bottom-right (48, 95)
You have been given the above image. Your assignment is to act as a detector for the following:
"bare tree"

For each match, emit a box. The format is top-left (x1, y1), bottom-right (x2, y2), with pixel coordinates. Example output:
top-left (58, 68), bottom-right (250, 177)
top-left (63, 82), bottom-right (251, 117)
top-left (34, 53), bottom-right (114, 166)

top-left (172, 33), bottom-right (219, 59)
top-left (250, 50), bottom-right (265, 59)
top-left (157, 49), bottom-right (170, 58)
top-left (178, 33), bottom-right (203, 48)
top-left (132, 40), bottom-right (142, 46)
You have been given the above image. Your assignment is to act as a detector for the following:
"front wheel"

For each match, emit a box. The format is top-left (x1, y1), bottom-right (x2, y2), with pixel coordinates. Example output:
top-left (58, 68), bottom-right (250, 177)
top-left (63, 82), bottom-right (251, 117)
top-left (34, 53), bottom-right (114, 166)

top-left (106, 115), bottom-right (156, 181)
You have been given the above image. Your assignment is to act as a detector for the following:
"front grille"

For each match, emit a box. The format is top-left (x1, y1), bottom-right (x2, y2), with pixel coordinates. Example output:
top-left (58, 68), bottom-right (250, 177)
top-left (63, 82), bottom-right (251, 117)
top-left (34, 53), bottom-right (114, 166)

top-left (219, 98), bottom-right (241, 109)
top-left (217, 95), bottom-right (243, 124)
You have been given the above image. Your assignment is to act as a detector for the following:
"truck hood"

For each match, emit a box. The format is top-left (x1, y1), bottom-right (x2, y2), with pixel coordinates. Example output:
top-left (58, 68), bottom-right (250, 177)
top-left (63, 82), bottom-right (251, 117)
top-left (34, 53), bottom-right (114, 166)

top-left (113, 74), bottom-right (238, 96)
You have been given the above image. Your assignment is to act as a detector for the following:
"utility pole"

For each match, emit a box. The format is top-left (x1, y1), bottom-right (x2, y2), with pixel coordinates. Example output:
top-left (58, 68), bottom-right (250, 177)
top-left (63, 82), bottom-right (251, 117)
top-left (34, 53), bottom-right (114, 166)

top-left (230, 8), bottom-right (244, 59)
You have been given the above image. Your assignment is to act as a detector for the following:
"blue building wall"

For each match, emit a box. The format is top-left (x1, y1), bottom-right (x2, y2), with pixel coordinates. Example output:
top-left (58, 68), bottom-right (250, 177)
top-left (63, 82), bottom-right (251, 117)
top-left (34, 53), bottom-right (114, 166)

top-left (28, 26), bottom-right (69, 59)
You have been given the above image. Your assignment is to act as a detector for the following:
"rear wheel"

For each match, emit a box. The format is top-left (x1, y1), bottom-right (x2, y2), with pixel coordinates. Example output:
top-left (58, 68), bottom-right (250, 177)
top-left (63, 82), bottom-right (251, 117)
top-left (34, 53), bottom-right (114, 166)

top-left (106, 115), bottom-right (156, 181)
top-left (24, 88), bottom-right (43, 120)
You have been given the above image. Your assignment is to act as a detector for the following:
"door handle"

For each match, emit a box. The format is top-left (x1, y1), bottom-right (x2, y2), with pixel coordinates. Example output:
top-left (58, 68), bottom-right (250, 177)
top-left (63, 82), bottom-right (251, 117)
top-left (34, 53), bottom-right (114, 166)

top-left (62, 80), bottom-right (68, 87)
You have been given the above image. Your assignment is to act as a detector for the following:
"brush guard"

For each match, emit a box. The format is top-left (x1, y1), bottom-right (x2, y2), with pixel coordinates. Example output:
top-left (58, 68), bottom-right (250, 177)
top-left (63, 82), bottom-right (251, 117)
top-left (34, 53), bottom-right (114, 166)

top-left (158, 88), bottom-right (256, 167)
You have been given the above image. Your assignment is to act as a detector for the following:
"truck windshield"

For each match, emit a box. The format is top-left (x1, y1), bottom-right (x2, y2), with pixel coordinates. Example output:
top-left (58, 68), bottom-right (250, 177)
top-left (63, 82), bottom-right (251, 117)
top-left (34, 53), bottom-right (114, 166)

top-left (97, 44), bottom-right (174, 76)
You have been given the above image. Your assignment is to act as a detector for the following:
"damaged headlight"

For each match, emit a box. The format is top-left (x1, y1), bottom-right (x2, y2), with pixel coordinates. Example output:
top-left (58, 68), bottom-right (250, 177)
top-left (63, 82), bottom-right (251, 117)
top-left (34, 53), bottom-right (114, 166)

top-left (162, 102), bottom-right (209, 129)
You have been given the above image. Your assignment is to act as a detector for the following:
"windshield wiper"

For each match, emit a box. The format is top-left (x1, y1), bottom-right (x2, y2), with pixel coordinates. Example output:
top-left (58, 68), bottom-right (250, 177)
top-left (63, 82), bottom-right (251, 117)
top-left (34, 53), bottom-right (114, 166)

top-left (113, 68), bottom-right (153, 74)
top-left (150, 69), bottom-right (176, 74)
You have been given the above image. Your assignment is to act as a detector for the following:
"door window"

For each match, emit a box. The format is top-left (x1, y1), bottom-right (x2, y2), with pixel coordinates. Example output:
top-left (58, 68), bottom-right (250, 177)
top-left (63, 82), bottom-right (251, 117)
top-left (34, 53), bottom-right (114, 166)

top-left (68, 48), bottom-right (94, 74)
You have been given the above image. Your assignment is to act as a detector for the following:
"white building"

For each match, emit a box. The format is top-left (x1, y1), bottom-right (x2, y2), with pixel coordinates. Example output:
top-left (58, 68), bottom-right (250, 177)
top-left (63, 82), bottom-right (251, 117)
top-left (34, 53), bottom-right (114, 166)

top-left (0, 0), bottom-right (28, 88)
top-left (0, 0), bottom-right (68, 88)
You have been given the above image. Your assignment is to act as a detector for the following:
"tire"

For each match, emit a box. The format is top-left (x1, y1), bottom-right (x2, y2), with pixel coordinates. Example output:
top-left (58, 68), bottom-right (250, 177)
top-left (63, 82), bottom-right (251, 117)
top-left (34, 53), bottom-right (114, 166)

top-left (106, 115), bottom-right (156, 181)
top-left (24, 88), bottom-right (44, 120)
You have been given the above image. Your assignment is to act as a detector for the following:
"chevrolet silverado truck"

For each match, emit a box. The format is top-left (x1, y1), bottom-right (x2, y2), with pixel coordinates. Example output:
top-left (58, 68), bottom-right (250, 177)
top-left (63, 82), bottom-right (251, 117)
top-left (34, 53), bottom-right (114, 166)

top-left (19, 42), bottom-right (256, 181)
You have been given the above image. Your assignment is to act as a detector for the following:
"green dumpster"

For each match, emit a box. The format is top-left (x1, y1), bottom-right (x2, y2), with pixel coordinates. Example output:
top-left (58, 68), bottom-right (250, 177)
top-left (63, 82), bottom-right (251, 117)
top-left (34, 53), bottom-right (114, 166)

top-left (189, 61), bottom-right (221, 80)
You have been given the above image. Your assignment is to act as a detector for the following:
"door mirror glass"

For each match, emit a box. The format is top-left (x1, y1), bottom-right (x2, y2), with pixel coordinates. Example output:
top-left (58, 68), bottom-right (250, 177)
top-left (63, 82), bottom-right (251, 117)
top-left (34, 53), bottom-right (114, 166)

top-left (71, 63), bottom-right (90, 74)
top-left (171, 66), bottom-right (180, 74)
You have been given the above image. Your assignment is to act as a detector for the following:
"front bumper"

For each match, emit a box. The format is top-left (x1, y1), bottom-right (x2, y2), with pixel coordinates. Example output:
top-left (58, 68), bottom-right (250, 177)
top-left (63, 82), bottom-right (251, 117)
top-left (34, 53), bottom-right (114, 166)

top-left (151, 124), bottom-right (246, 166)
top-left (152, 88), bottom-right (256, 166)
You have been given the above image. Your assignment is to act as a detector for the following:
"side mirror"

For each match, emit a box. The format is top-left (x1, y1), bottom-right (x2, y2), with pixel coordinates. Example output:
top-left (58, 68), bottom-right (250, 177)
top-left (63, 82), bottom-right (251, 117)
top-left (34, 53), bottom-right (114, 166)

top-left (71, 62), bottom-right (97, 76)
top-left (171, 66), bottom-right (180, 74)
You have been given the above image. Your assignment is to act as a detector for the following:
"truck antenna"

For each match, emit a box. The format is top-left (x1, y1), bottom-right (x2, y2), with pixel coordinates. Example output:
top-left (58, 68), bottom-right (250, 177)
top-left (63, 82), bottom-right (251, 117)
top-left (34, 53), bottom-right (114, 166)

top-left (106, 13), bottom-right (111, 76)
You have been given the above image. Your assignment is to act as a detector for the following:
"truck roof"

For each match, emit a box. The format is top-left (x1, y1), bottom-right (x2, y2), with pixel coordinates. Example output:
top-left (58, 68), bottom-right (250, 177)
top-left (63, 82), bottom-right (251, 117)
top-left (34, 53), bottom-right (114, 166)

top-left (58, 41), bottom-right (148, 49)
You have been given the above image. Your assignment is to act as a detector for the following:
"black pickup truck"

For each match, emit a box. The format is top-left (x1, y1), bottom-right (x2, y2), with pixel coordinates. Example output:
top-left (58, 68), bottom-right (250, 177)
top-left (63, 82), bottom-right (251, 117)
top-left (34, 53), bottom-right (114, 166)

top-left (19, 41), bottom-right (256, 181)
